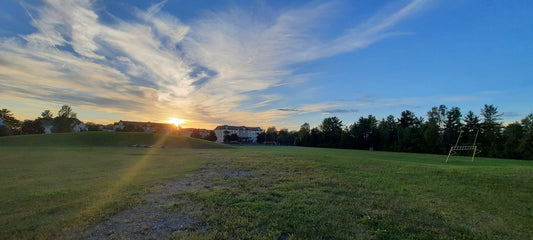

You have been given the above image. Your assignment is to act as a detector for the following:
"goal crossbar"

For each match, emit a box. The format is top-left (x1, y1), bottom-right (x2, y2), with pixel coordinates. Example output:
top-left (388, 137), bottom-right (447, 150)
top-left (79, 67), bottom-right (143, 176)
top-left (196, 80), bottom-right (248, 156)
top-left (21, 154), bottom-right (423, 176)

top-left (446, 145), bottom-right (479, 163)
top-left (451, 145), bottom-right (476, 151)
top-left (445, 129), bottom-right (481, 163)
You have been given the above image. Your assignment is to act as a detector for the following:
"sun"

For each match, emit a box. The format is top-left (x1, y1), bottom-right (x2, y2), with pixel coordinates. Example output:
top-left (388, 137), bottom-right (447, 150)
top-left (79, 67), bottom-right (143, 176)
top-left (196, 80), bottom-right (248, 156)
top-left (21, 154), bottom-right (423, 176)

top-left (168, 118), bottom-right (185, 127)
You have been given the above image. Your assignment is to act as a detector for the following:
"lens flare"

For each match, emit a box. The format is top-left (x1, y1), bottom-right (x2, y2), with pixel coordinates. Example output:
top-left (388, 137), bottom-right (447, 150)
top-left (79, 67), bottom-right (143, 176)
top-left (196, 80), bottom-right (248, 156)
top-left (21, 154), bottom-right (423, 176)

top-left (168, 118), bottom-right (185, 127)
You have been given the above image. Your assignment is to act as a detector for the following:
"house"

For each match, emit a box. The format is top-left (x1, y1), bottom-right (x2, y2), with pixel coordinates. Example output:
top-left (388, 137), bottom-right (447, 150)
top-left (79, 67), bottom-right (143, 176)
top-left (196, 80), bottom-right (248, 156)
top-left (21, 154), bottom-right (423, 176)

top-left (40, 119), bottom-right (54, 134)
top-left (214, 125), bottom-right (262, 143)
top-left (114, 120), bottom-right (177, 134)
top-left (72, 120), bottom-right (88, 132)
top-left (181, 128), bottom-right (212, 138)
top-left (40, 118), bottom-right (87, 134)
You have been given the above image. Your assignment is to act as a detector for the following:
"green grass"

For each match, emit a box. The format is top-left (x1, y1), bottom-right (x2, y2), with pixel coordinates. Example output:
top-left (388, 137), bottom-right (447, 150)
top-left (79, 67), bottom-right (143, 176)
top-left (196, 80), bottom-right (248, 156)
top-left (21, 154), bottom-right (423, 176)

top-left (175, 147), bottom-right (533, 240)
top-left (0, 131), bottom-right (227, 148)
top-left (0, 132), bottom-right (228, 239)
top-left (1, 133), bottom-right (532, 239)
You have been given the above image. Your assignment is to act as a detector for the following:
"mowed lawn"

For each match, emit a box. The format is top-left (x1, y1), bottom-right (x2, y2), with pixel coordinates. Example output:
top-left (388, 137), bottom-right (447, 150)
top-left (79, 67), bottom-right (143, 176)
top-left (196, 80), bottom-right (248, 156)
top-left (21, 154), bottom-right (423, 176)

top-left (1, 133), bottom-right (532, 239)
top-left (0, 132), bottom-right (222, 239)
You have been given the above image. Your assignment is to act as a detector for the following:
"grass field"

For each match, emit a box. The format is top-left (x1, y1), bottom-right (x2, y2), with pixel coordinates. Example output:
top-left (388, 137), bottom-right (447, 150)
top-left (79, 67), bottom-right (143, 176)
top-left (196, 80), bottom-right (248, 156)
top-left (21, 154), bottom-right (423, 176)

top-left (1, 132), bottom-right (532, 239)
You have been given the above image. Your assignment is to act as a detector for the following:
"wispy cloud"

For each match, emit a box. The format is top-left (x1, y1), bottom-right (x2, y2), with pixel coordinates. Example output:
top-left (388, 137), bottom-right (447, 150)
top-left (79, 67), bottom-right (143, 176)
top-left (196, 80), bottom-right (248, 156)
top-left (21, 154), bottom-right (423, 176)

top-left (0, 0), bottom-right (432, 127)
top-left (277, 108), bottom-right (301, 112)
top-left (502, 112), bottom-right (520, 118)
top-left (322, 109), bottom-right (359, 114)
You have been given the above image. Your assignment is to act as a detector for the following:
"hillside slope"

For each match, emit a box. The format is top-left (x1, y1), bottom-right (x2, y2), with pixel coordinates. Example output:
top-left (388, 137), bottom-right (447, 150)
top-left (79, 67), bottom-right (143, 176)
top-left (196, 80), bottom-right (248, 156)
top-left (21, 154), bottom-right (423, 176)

top-left (0, 132), bottom-right (229, 148)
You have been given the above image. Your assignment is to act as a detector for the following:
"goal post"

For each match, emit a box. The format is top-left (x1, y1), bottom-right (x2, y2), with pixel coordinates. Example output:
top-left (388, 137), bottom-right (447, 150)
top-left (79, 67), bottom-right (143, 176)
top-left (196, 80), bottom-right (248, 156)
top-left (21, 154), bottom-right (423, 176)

top-left (445, 129), bottom-right (481, 163)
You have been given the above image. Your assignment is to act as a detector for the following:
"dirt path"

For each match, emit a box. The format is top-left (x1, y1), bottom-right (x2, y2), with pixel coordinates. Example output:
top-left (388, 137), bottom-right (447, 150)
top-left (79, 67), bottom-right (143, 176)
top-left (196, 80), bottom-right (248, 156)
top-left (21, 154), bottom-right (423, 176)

top-left (72, 158), bottom-right (251, 240)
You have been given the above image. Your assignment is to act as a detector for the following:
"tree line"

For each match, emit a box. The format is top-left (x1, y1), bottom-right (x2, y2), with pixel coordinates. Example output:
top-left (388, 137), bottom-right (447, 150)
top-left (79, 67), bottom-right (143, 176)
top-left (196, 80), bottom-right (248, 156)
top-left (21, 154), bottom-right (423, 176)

top-left (257, 104), bottom-right (533, 160)
top-left (3, 104), bottom-right (532, 160)
top-left (0, 105), bottom-right (84, 136)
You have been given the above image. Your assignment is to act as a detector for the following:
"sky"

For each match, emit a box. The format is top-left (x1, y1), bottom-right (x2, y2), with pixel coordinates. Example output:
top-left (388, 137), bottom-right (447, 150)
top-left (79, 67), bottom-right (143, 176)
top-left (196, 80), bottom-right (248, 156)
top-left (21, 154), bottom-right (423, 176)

top-left (0, 0), bottom-right (532, 130)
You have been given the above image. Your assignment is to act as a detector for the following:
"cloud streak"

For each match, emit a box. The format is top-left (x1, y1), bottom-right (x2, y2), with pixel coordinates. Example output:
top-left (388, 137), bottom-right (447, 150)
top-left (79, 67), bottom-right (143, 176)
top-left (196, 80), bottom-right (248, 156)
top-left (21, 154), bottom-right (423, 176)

top-left (0, 0), bottom-right (432, 127)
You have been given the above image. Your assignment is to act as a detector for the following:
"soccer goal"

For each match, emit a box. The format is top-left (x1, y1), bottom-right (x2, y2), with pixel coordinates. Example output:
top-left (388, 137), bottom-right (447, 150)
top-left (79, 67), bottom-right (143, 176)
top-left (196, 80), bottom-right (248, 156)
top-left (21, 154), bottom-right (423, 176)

top-left (445, 129), bottom-right (481, 163)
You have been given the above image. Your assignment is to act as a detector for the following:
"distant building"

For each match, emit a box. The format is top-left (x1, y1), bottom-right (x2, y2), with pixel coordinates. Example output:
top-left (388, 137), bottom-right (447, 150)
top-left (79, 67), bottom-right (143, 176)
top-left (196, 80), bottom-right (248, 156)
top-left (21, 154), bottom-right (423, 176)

top-left (72, 120), bottom-right (88, 132)
top-left (214, 125), bottom-right (262, 143)
top-left (114, 120), bottom-right (176, 134)
top-left (101, 124), bottom-right (116, 132)
top-left (39, 118), bottom-right (87, 134)
top-left (41, 119), bottom-right (54, 134)
top-left (181, 128), bottom-right (212, 138)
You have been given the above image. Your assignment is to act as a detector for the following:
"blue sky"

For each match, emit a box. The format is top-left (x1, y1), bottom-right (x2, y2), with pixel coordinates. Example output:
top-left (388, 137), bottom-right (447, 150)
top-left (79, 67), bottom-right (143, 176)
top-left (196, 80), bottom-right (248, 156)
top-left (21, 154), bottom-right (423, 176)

top-left (0, 0), bottom-right (531, 129)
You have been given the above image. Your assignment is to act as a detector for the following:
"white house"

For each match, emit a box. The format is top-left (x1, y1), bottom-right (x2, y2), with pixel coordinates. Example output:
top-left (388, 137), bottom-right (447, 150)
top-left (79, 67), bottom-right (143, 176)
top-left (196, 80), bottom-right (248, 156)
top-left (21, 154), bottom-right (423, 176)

top-left (40, 119), bottom-right (87, 134)
top-left (114, 120), bottom-right (176, 134)
top-left (40, 119), bottom-right (54, 134)
top-left (72, 120), bottom-right (88, 132)
top-left (214, 125), bottom-right (262, 143)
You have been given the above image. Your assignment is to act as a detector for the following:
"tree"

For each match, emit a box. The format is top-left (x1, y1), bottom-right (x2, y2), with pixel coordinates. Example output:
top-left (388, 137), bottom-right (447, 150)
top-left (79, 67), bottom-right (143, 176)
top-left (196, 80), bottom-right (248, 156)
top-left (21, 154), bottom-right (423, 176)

top-left (339, 126), bottom-right (355, 149)
top-left (296, 123), bottom-right (311, 146)
top-left (349, 115), bottom-right (379, 150)
top-left (223, 130), bottom-right (231, 143)
top-left (277, 129), bottom-right (295, 145)
top-left (230, 133), bottom-right (239, 142)
top-left (463, 111), bottom-right (481, 144)
top-left (190, 129), bottom-right (202, 139)
top-left (502, 123), bottom-right (523, 159)
top-left (0, 125), bottom-right (8, 136)
top-left (519, 114), bottom-right (533, 159)
top-left (86, 122), bottom-right (101, 131)
top-left (319, 117), bottom-right (343, 147)
top-left (58, 105), bottom-right (77, 118)
top-left (40, 110), bottom-right (53, 119)
top-left (52, 105), bottom-right (80, 133)
top-left (521, 114), bottom-right (533, 134)
top-left (397, 110), bottom-right (423, 152)
top-left (377, 115), bottom-right (398, 151)
top-left (309, 127), bottom-right (322, 147)
top-left (21, 120), bottom-right (45, 135)
top-left (422, 116), bottom-right (442, 154)
top-left (480, 104), bottom-right (503, 156)
top-left (0, 108), bottom-right (21, 135)
top-left (256, 131), bottom-right (266, 144)
top-left (399, 110), bottom-right (417, 128)
top-left (266, 126), bottom-right (278, 142)
top-left (443, 107), bottom-right (462, 148)
top-left (427, 105), bottom-right (447, 130)
top-left (205, 130), bottom-right (217, 142)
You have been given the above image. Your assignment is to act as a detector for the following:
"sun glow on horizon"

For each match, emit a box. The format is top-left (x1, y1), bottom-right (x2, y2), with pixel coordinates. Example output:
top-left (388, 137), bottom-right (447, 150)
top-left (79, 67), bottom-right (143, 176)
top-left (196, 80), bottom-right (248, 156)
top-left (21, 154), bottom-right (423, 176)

top-left (168, 118), bottom-right (185, 127)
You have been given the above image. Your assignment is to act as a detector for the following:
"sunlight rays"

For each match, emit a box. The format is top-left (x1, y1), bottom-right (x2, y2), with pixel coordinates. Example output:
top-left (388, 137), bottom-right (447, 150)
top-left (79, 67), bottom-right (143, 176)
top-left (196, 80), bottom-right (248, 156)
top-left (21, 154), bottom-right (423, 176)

top-left (78, 134), bottom-right (171, 221)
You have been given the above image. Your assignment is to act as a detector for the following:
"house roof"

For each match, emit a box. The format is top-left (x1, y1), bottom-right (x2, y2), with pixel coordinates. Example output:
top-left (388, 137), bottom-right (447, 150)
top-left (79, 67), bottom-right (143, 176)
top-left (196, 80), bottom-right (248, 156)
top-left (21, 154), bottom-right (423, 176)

top-left (214, 125), bottom-right (262, 131)
top-left (117, 120), bottom-right (174, 127)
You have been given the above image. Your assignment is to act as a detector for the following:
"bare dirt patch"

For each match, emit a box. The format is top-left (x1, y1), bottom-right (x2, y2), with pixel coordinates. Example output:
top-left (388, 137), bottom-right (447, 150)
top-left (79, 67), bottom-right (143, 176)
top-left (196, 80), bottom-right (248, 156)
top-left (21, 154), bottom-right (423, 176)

top-left (70, 159), bottom-right (252, 240)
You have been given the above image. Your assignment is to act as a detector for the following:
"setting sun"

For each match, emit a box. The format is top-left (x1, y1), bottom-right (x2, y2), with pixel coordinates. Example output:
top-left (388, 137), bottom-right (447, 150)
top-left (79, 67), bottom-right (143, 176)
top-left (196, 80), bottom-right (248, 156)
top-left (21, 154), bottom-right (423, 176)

top-left (168, 118), bottom-right (185, 127)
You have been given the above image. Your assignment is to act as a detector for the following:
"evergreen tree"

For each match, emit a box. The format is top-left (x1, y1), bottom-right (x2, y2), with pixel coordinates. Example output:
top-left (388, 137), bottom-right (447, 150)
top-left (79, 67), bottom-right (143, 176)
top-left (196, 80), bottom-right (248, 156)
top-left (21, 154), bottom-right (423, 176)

top-left (443, 107), bottom-right (462, 148)
top-left (480, 104), bottom-right (503, 156)
top-left (463, 111), bottom-right (481, 144)
top-left (0, 108), bottom-right (21, 135)
top-left (502, 123), bottom-right (523, 159)
top-left (377, 115), bottom-right (397, 151)
top-left (319, 117), bottom-right (343, 147)
top-left (519, 114), bottom-right (533, 159)
top-left (397, 110), bottom-right (423, 152)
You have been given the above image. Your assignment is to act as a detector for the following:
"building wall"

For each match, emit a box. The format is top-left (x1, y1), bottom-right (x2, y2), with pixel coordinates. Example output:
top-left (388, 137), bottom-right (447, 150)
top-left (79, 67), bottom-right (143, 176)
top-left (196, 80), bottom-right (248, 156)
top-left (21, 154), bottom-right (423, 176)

top-left (214, 125), bottom-right (262, 143)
